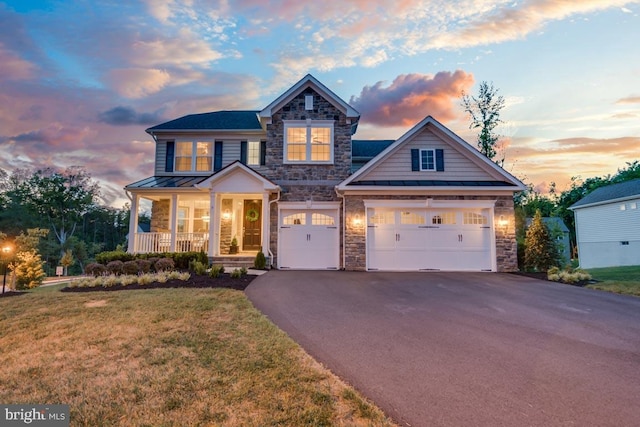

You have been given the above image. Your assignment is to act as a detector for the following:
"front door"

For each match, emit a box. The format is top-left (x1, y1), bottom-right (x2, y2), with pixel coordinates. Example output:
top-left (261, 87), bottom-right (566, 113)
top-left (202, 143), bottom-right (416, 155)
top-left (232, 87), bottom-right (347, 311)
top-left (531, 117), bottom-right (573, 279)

top-left (243, 200), bottom-right (262, 251)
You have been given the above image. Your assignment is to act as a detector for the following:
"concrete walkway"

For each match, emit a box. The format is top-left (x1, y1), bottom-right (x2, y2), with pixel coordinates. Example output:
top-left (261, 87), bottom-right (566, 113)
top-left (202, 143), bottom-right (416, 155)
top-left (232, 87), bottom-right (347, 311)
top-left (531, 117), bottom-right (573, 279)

top-left (246, 270), bottom-right (640, 427)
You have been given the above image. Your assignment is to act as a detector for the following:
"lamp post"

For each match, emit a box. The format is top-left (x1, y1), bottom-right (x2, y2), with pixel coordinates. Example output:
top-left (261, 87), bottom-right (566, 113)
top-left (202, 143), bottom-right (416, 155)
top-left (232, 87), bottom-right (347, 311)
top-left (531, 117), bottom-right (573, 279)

top-left (2, 245), bottom-right (12, 294)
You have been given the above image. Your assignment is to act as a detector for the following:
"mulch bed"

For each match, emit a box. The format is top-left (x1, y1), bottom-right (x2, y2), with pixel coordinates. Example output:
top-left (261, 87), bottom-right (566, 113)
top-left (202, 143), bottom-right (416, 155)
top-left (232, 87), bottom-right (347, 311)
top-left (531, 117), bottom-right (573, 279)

top-left (0, 291), bottom-right (28, 298)
top-left (60, 273), bottom-right (257, 293)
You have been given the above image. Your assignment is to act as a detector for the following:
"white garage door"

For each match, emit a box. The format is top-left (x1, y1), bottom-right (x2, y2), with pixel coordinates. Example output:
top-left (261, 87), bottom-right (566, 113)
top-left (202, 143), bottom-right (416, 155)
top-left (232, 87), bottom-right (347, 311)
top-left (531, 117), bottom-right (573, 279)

top-left (367, 208), bottom-right (493, 271)
top-left (279, 209), bottom-right (339, 269)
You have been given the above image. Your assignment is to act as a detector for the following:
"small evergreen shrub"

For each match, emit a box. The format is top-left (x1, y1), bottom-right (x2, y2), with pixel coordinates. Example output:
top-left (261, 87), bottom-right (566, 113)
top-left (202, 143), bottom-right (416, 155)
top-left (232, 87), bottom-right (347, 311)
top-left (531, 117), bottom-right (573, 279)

top-left (155, 257), bottom-right (175, 272)
top-left (122, 260), bottom-right (140, 275)
top-left (239, 266), bottom-right (248, 276)
top-left (85, 262), bottom-right (107, 277)
top-left (106, 260), bottom-right (124, 276)
top-left (209, 265), bottom-right (224, 278)
top-left (96, 250), bottom-right (134, 264)
top-left (230, 268), bottom-right (242, 278)
top-left (13, 251), bottom-right (46, 289)
top-left (189, 260), bottom-right (207, 275)
top-left (254, 251), bottom-right (267, 269)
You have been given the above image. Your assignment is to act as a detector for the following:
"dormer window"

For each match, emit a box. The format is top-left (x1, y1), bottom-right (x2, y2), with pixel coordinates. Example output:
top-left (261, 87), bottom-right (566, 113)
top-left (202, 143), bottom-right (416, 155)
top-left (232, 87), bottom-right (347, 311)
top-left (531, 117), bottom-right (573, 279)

top-left (284, 120), bottom-right (334, 164)
top-left (175, 141), bottom-right (212, 172)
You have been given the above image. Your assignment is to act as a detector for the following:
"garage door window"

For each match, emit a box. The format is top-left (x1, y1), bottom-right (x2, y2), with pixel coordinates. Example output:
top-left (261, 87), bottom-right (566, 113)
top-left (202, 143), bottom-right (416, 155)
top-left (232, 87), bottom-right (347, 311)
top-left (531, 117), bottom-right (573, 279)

top-left (283, 213), bottom-right (306, 225)
top-left (401, 211), bottom-right (425, 224)
top-left (463, 212), bottom-right (488, 225)
top-left (432, 212), bottom-right (456, 225)
top-left (312, 213), bottom-right (334, 225)
top-left (370, 211), bottom-right (395, 225)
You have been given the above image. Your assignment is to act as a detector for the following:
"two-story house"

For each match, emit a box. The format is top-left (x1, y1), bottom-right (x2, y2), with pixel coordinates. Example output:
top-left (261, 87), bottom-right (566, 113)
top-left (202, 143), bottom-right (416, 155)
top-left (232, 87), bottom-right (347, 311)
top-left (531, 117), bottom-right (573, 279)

top-left (125, 74), bottom-right (525, 271)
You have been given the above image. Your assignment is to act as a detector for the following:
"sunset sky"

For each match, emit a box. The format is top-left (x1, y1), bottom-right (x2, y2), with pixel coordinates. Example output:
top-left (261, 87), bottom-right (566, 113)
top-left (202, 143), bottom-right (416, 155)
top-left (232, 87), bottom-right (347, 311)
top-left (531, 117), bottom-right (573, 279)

top-left (1, 0), bottom-right (639, 207)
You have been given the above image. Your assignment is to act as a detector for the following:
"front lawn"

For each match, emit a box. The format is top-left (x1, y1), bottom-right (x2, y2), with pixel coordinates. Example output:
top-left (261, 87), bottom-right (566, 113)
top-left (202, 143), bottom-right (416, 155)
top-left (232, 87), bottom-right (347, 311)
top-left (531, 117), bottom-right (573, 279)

top-left (0, 287), bottom-right (395, 426)
top-left (586, 265), bottom-right (640, 297)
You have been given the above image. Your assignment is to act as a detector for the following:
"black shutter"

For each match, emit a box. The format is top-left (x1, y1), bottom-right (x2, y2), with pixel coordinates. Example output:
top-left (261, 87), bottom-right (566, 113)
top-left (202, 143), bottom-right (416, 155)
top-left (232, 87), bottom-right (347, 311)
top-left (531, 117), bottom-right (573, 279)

top-left (260, 140), bottom-right (266, 165)
top-left (165, 140), bottom-right (174, 172)
top-left (436, 149), bottom-right (444, 171)
top-left (214, 140), bottom-right (223, 171)
top-left (411, 149), bottom-right (419, 171)
top-left (240, 140), bottom-right (247, 164)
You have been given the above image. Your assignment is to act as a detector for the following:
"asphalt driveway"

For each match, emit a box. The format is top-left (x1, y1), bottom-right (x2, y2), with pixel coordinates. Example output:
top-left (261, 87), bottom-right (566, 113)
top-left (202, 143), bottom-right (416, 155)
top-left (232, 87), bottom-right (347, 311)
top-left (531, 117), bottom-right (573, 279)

top-left (246, 271), bottom-right (640, 427)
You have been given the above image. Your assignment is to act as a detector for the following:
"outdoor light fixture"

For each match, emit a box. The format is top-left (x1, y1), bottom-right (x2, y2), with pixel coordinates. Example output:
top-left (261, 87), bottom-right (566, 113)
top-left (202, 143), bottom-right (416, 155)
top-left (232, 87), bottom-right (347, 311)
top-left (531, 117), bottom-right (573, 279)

top-left (498, 215), bottom-right (508, 227)
top-left (222, 209), bottom-right (231, 220)
top-left (2, 245), bottom-right (12, 294)
top-left (352, 214), bottom-right (363, 227)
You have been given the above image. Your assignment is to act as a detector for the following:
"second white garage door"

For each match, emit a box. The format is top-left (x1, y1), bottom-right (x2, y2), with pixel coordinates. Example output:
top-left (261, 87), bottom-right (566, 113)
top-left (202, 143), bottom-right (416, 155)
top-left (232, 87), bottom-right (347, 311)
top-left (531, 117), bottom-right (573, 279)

top-left (278, 209), bottom-right (339, 269)
top-left (367, 207), bottom-right (494, 271)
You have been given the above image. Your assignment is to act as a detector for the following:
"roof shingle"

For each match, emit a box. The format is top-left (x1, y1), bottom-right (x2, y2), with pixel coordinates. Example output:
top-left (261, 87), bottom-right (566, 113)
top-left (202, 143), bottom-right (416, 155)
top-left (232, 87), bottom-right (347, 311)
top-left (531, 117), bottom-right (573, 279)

top-left (570, 178), bottom-right (640, 209)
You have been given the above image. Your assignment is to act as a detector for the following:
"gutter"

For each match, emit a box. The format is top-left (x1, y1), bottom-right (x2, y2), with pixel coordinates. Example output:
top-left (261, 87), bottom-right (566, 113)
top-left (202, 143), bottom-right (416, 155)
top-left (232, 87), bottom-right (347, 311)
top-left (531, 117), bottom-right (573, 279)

top-left (335, 186), bottom-right (346, 270)
top-left (268, 189), bottom-right (281, 268)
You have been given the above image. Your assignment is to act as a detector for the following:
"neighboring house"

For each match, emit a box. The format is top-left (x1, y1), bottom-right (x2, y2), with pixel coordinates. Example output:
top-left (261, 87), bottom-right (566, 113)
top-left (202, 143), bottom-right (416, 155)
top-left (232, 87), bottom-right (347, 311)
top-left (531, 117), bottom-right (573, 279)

top-left (570, 178), bottom-right (640, 269)
top-left (525, 217), bottom-right (571, 265)
top-left (125, 74), bottom-right (525, 271)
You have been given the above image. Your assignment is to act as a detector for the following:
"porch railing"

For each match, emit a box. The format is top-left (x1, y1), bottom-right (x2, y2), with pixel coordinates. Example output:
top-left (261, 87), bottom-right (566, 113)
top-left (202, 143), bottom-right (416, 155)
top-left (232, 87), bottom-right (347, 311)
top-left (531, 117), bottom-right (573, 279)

top-left (134, 232), bottom-right (209, 254)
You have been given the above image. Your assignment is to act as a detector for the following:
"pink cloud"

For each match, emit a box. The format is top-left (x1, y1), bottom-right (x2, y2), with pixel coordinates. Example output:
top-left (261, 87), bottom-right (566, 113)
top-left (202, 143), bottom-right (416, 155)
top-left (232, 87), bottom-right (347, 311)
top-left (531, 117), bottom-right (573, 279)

top-left (350, 70), bottom-right (475, 126)
top-left (615, 96), bottom-right (640, 104)
top-left (0, 43), bottom-right (37, 81)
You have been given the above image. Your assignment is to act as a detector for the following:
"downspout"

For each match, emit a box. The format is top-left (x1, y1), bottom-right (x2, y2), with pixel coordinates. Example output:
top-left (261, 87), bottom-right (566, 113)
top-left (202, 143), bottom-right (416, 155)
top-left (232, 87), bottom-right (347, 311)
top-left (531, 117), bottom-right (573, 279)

top-left (335, 186), bottom-right (346, 270)
top-left (268, 189), bottom-right (281, 267)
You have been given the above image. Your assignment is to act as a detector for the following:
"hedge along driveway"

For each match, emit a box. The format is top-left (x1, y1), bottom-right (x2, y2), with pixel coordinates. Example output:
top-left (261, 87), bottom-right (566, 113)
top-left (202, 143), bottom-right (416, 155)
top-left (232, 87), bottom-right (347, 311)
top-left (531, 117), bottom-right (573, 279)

top-left (246, 270), bottom-right (640, 427)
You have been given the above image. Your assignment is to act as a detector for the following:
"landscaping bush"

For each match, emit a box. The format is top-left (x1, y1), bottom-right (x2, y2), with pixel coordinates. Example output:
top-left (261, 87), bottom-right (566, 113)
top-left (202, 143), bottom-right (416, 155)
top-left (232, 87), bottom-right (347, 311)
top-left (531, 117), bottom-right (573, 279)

top-left (96, 250), bottom-right (135, 264)
top-left (548, 267), bottom-right (592, 284)
top-left (189, 260), bottom-right (208, 275)
top-left (146, 257), bottom-right (159, 272)
top-left (209, 265), bottom-right (224, 278)
top-left (136, 259), bottom-right (152, 274)
top-left (122, 260), bottom-right (140, 275)
top-left (254, 251), bottom-right (267, 269)
top-left (155, 257), bottom-right (175, 272)
top-left (85, 262), bottom-right (107, 277)
top-left (12, 250), bottom-right (46, 290)
top-left (106, 260), bottom-right (124, 276)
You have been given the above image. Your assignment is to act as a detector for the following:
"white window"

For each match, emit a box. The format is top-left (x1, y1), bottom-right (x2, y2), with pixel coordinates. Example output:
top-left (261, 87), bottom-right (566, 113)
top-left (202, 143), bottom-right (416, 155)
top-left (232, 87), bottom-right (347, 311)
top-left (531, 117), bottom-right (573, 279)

top-left (283, 213), bottom-right (306, 225)
top-left (420, 149), bottom-right (435, 171)
top-left (432, 212), bottom-right (456, 225)
top-left (620, 204), bottom-right (626, 211)
top-left (284, 120), bottom-right (333, 163)
top-left (630, 202), bottom-right (637, 210)
top-left (175, 141), bottom-right (212, 172)
top-left (464, 212), bottom-right (488, 225)
top-left (248, 141), bottom-right (260, 166)
top-left (312, 213), bottom-right (334, 225)
top-left (400, 211), bottom-right (425, 225)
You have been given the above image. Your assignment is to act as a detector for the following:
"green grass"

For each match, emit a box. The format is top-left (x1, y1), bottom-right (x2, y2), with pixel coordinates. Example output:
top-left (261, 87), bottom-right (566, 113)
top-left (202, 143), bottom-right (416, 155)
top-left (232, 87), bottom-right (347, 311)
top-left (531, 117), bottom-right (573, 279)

top-left (0, 288), bottom-right (396, 426)
top-left (586, 265), bottom-right (640, 297)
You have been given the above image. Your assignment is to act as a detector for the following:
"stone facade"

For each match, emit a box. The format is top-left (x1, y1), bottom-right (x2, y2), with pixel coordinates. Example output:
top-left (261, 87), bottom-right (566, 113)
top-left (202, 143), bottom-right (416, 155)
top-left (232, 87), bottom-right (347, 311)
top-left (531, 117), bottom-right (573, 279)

top-left (150, 199), bottom-right (170, 232)
top-left (220, 198), bottom-right (233, 254)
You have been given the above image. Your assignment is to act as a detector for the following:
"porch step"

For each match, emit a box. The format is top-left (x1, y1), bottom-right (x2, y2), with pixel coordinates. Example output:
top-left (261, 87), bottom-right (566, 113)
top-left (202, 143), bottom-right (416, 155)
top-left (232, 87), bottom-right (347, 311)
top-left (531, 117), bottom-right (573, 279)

top-left (210, 256), bottom-right (256, 270)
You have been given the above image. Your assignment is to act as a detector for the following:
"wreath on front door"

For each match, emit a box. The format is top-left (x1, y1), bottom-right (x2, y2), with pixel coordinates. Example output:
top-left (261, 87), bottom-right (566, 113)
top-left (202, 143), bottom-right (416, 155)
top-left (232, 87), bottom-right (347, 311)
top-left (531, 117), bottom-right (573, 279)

top-left (246, 208), bottom-right (259, 222)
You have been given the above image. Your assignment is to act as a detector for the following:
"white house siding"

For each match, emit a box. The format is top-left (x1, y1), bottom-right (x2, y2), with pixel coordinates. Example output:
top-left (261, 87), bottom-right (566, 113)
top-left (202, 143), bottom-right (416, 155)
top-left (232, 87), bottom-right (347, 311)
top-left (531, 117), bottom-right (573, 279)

top-left (575, 198), bottom-right (640, 268)
top-left (155, 140), bottom-right (167, 175)
top-left (222, 140), bottom-right (241, 168)
top-left (359, 128), bottom-right (499, 181)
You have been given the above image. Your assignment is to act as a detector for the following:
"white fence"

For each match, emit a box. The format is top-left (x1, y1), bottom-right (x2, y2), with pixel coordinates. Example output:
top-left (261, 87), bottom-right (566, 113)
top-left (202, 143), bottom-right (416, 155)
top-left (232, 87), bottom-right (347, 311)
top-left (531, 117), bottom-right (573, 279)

top-left (134, 232), bottom-right (208, 253)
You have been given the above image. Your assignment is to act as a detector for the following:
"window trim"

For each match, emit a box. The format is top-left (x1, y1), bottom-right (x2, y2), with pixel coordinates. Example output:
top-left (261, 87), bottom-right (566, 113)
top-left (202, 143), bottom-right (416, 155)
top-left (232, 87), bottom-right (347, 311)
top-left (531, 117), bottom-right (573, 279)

top-left (419, 149), bottom-right (436, 171)
top-left (174, 140), bottom-right (213, 172)
top-left (283, 120), bottom-right (334, 164)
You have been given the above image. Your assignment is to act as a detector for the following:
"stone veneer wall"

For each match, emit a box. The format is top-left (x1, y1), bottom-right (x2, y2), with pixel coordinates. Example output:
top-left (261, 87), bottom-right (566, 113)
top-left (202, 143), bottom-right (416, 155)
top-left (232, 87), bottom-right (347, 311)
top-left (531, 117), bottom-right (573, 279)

top-left (220, 198), bottom-right (233, 254)
top-left (150, 199), bottom-right (170, 232)
top-left (343, 194), bottom-right (518, 272)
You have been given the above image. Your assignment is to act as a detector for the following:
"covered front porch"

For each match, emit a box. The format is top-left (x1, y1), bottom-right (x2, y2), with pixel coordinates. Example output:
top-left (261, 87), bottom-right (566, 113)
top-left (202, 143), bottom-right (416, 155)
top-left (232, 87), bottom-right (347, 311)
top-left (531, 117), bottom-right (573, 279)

top-left (126, 162), bottom-right (280, 260)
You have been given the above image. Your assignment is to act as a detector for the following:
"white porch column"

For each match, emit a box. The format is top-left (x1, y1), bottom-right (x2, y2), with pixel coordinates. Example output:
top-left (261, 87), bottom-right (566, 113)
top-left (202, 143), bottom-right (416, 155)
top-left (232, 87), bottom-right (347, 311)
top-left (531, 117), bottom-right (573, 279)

top-left (127, 193), bottom-right (140, 253)
top-left (169, 194), bottom-right (178, 252)
top-left (208, 192), bottom-right (216, 256)
top-left (261, 192), bottom-right (269, 255)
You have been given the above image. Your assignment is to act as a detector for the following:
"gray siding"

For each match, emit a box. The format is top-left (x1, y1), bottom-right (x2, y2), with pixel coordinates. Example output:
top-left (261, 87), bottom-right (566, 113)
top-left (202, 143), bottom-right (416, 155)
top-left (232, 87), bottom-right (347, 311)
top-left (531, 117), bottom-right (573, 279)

top-left (222, 140), bottom-right (241, 168)
top-left (155, 140), bottom-right (168, 175)
top-left (358, 128), bottom-right (497, 182)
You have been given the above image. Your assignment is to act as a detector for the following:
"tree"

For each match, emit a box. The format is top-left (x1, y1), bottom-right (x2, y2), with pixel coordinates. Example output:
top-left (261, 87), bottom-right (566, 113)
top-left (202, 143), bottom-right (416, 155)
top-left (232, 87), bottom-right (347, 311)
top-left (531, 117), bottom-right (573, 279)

top-left (60, 249), bottom-right (74, 276)
top-left (462, 81), bottom-right (505, 163)
top-left (11, 250), bottom-right (46, 289)
top-left (524, 210), bottom-right (559, 272)
top-left (16, 167), bottom-right (100, 256)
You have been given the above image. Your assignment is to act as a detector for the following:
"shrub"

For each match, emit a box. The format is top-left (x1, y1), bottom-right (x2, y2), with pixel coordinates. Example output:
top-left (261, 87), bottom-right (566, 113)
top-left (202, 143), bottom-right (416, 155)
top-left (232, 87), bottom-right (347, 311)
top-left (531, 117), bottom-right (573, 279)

top-left (85, 263), bottom-right (107, 277)
top-left (122, 260), bottom-right (140, 275)
top-left (155, 257), bottom-right (175, 272)
top-left (230, 268), bottom-right (242, 278)
top-left (524, 210), bottom-right (559, 272)
top-left (106, 260), bottom-right (124, 276)
top-left (209, 265), bottom-right (224, 278)
top-left (240, 266), bottom-right (248, 276)
top-left (12, 251), bottom-right (46, 290)
top-left (146, 257), bottom-right (159, 272)
top-left (136, 259), bottom-right (152, 274)
top-left (96, 250), bottom-right (134, 264)
top-left (254, 251), bottom-right (267, 269)
top-left (547, 267), bottom-right (592, 284)
top-left (189, 260), bottom-right (207, 275)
